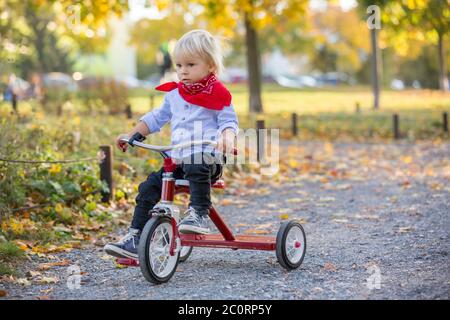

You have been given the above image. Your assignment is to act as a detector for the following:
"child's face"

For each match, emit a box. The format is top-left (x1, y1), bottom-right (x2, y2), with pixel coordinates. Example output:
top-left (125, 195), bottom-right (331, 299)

top-left (175, 54), bottom-right (215, 85)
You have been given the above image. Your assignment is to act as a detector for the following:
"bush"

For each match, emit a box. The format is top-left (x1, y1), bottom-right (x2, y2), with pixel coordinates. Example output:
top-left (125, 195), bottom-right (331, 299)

top-left (77, 77), bottom-right (129, 115)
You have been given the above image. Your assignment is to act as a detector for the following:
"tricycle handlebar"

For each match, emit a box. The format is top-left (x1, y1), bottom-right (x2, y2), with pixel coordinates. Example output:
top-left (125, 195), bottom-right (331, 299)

top-left (120, 137), bottom-right (238, 155)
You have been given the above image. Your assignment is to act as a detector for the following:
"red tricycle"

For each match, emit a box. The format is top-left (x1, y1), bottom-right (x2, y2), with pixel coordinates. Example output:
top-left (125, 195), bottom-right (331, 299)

top-left (116, 136), bottom-right (306, 284)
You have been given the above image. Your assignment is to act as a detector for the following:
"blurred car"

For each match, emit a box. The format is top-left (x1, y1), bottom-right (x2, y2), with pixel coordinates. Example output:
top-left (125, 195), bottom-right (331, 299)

top-left (274, 74), bottom-right (318, 89)
top-left (390, 79), bottom-right (405, 90)
top-left (220, 68), bottom-right (248, 84)
top-left (412, 80), bottom-right (421, 89)
top-left (113, 75), bottom-right (141, 89)
top-left (144, 73), bottom-right (162, 88)
top-left (317, 72), bottom-right (349, 86)
top-left (43, 72), bottom-right (77, 92)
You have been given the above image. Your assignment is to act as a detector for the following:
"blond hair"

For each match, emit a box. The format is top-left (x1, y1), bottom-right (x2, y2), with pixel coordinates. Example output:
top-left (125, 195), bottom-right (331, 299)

top-left (173, 30), bottom-right (224, 76)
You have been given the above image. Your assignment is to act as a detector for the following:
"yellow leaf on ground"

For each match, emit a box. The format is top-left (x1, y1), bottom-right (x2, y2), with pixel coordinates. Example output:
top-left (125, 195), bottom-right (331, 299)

top-left (38, 277), bottom-right (59, 284)
top-left (115, 261), bottom-right (128, 269)
top-left (401, 156), bottom-right (413, 164)
top-left (221, 199), bottom-right (233, 206)
top-left (243, 229), bottom-right (270, 235)
top-left (38, 259), bottom-right (71, 271)
top-left (398, 226), bottom-right (414, 233)
top-left (287, 198), bottom-right (304, 203)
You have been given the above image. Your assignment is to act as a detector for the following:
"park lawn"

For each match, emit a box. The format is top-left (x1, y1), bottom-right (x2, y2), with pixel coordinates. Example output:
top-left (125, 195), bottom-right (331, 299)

top-left (2, 85), bottom-right (449, 141)
top-left (130, 84), bottom-right (450, 115)
top-left (127, 85), bottom-right (450, 140)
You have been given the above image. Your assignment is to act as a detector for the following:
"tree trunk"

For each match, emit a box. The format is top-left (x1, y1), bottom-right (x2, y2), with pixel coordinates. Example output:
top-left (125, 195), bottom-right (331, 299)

top-left (244, 12), bottom-right (263, 114)
top-left (438, 32), bottom-right (449, 92)
top-left (370, 28), bottom-right (381, 110)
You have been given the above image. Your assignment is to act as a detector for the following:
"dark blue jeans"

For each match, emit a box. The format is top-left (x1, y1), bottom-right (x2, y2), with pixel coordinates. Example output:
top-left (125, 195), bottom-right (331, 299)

top-left (131, 153), bottom-right (222, 231)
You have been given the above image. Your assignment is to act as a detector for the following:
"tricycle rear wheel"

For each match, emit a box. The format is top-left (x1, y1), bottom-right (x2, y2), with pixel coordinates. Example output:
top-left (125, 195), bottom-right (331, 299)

top-left (179, 246), bottom-right (193, 262)
top-left (276, 220), bottom-right (306, 270)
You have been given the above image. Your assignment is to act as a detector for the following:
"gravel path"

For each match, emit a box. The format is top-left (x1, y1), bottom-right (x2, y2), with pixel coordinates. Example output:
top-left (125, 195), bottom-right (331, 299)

top-left (2, 140), bottom-right (449, 300)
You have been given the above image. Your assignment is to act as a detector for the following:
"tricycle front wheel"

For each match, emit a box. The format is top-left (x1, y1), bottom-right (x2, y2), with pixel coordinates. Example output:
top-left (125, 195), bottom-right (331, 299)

top-left (138, 216), bottom-right (180, 284)
top-left (276, 220), bottom-right (306, 270)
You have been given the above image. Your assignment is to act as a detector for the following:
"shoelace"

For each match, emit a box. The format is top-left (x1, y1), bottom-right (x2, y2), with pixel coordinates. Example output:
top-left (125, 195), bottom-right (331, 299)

top-left (118, 232), bottom-right (135, 245)
top-left (184, 208), bottom-right (201, 223)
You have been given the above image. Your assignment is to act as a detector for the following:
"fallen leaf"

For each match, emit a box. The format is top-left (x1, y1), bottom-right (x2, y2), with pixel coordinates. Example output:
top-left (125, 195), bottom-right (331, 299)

top-left (319, 197), bottom-right (336, 202)
top-left (115, 261), bottom-right (128, 269)
top-left (323, 262), bottom-right (337, 272)
top-left (279, 214), bottom-right (289, 220)
top-left (16, 278), bottom-right (31, 286)
top-left (36, 296), bottom-right (51, 300)
top-left (0, 290), bottom-right (7, 297)
top-left (243, 229), bottom-right (270, 235)
top-left (286, 198), bottom-right (305, 203)
top-left (53, 226), bottom-right (72, 233)
top-left (26, 270), bottom-right (42, 278)
top-left (398, 226), bottom-right (414, 233)
top-left (294, 218), bottom-right (308, 224)
top-left (38, 259), bottom-right (71, 271)
top-left (38, 277), bottom-right (59, 284)
top-left (221, 199), bottom-right (233, 206)
top-left (332, 218), bottom-right (349, 224)
top-left (40, 288), bottom-right (54, 294)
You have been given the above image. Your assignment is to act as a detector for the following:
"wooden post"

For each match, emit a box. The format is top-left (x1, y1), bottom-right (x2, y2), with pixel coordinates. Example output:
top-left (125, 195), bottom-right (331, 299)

top-left (256, 119), bottom-right (265, 163)
top-left (11, 93), bottom-right (17, 113)
top-left (125, 104), bottom-right (132, 119)
top-left (99, 145), bottom-right (114, 202)
top-left (443, 112), bottom-right (448, 134)
top-left (393, 114), bottom-right (400, 139)
top-left (291, 113), bottom-right (298, 137)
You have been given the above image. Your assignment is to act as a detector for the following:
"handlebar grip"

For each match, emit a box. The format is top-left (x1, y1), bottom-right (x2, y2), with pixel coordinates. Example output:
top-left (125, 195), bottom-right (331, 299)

top-left (128, 132), bottom-right (146, 146)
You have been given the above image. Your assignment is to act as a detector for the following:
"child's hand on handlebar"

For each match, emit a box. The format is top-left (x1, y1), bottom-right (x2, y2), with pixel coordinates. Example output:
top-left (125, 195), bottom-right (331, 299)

top-left (116, 133), bottom-right (130, 152)
top-left (217, 129), bottom-right (236, 154)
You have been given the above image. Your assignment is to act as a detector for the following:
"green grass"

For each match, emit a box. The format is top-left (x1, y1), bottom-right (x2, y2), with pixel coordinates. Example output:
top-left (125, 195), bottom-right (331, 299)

top-left (1, 85), bottom-right (449, 142)
top-left (0, 241), bottom-right (24, 260)
top-left (0, 241), bottom-right (24, 276)
top-left (129, 84), bottom-right (450, 115)
top-left (0, 262), bottom-right (17, 276)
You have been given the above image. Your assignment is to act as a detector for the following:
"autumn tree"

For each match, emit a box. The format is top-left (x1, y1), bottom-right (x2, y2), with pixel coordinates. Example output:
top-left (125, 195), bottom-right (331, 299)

top-left (147, 0), bottom-right (309, 114)
top-left (359, 0), bottom-right (449, 92)
top-left (0, 0), bottom-right (128, 76)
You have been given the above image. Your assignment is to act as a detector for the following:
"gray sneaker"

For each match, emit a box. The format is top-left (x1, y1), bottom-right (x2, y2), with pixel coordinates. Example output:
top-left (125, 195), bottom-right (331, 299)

top-left (104, 228), bottom-right (140, 259)
top-left (178, 208), bottom-right (211, 234)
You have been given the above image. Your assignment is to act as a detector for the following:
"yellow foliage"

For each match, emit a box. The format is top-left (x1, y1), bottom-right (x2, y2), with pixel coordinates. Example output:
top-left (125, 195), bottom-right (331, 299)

top-left (48, 164), bottom-right (62, 174)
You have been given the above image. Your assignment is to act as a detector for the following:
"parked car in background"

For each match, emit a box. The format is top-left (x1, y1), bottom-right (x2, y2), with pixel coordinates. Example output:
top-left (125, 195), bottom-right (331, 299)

top-left (221, 68), bottom-right (248, 84)
top-left (390, 79), bottom-right (405, 90)
top-left (43, 72), bottom-right (77, 92)
top-left (316, 72), bottom-right (350, 86)
top-left (274, 74), bottom-right (319, 89)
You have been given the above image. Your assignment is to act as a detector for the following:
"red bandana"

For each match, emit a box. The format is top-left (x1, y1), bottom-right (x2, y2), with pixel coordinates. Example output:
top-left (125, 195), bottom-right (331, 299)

top-left (155, 73), bottom-right (231, 110)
